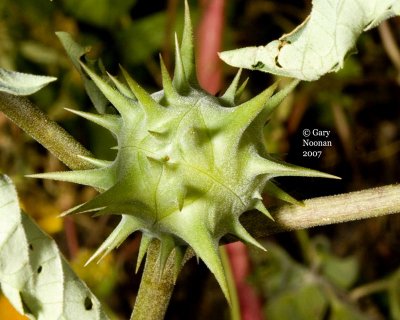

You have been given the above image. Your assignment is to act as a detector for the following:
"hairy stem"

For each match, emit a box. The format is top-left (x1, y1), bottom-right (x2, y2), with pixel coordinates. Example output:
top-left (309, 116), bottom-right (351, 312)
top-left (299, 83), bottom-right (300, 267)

top-left (240, 184), bottom-right (400, 238)
top-left (0, 92), bottom-right (93, 170)
top-left (130, 241), bottom-right (174, 320)
top-left (131, 241), bottom-right (194, 320)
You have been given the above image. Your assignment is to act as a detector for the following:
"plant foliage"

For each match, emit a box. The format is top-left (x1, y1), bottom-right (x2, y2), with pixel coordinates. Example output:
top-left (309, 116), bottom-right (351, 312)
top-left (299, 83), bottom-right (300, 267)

top-left (0, 175), bottom-right (109, 320)
top-left (219, 0), bottom-right (400, 80)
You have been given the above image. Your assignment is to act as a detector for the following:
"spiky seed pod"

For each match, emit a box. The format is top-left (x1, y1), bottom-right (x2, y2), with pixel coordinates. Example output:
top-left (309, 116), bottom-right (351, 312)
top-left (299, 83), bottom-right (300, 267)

top-left (29, 3), bottom-right (337, 302)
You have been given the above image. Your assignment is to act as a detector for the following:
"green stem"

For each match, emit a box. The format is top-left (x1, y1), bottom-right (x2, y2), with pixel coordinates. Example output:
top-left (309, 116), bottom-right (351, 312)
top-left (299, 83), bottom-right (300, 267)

top-left (349, 278), bottom-right (391, 301)
top-left (130, 241), bottom-right (194, 320)
top-left (220, 247), bottom-right (241, 320)
top-left (130, 241), bottom-right (173, 320)
top-left (0, 92), bottom-right (93, 170)
top-left (294, 229), bottom-right (315, 266)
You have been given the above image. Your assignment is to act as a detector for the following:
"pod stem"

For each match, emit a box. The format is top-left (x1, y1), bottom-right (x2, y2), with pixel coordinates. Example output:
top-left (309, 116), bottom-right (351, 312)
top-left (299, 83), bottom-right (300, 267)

top-left (130, 240), bottom-right (174, 320)
top-left (131, 240), bottom-right (194, 320)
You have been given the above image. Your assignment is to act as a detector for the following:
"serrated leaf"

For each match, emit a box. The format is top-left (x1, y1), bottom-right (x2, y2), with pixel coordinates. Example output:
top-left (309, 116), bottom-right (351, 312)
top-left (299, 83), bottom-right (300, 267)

top-left (0, 175), bottom-right (109, 320)
top-left (0, 68), bottom-right (56, 96)
top-left (219, 0), bottom-right (400, 81)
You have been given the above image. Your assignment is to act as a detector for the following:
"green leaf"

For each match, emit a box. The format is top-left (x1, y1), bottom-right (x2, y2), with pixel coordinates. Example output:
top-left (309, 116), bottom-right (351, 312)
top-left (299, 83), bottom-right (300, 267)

top-left (314, 236), bottom-right (359, 290)
top-left (252, 243), bottom-right (329, 320)
top-left (118, 8), bottom-right (194, 65)
top-left (266, 285), bottom-right (328, 320)
top-left (56, 32), bottom-right (109, 114)
top-left (118, 12), bottom-right (168, 65)
top-left (0, 175), bottom-right (109, 320)
top-left (0, 68), bottom-right (56, 96)
top-left (329, 299), bottom-right (366, 320)
top-left (250, 242), bottom-right (369, 320)
top-left (219, 0), bottom-right (400, 81)
top-left (62, 0), bottom-right (136, 27)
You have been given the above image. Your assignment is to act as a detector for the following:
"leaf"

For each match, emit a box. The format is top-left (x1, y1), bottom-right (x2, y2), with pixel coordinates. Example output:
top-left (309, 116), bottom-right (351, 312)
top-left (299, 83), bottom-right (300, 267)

top-left (249, 243), bottom-right (329, 319)
top-left (266, 285), bottom-right (328, 320)
top-left (219, 0), bottom-right (400, 81)
top-left (63, 0), bottom-right (136, 27)
top-left (0, 68), bottom-right (56, 96)
top-left (329, 299), bottom-right (366, 320)
top-left (118, 12), bottom-right (169, 65)
top-left (314, 236), bottom-right (359, 290)
top-left (56, 32), bottom-right (109, 114)
top-left (118, 8), bottom-right (193, 65)
top-left (0, 175), bottom-right (109, 320)
top-left (249, 242), bottom-right (369, 320)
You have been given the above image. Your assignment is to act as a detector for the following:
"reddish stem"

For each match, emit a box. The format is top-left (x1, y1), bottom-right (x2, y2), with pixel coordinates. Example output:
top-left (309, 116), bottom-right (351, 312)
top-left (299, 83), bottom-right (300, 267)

top-left (64, 216), bottom-right (79, 259)
top-left (196, 0), bottom-right (225, 94)
top-left (162, 0), bottom-right (179, 69)
top-left (226, 242), bottom-right (264, 320)
top-left (196, 1), bottom-right (264, 318)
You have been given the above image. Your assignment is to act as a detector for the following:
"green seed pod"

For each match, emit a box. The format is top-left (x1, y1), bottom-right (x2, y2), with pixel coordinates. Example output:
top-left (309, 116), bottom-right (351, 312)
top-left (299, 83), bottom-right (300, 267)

top-left (29, 2), bottom-right (336, 302)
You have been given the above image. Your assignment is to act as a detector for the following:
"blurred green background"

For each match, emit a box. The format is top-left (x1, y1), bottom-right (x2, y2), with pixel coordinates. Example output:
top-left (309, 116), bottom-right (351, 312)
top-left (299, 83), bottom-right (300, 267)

top-left (1, 0), bottom-right (400, 319)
